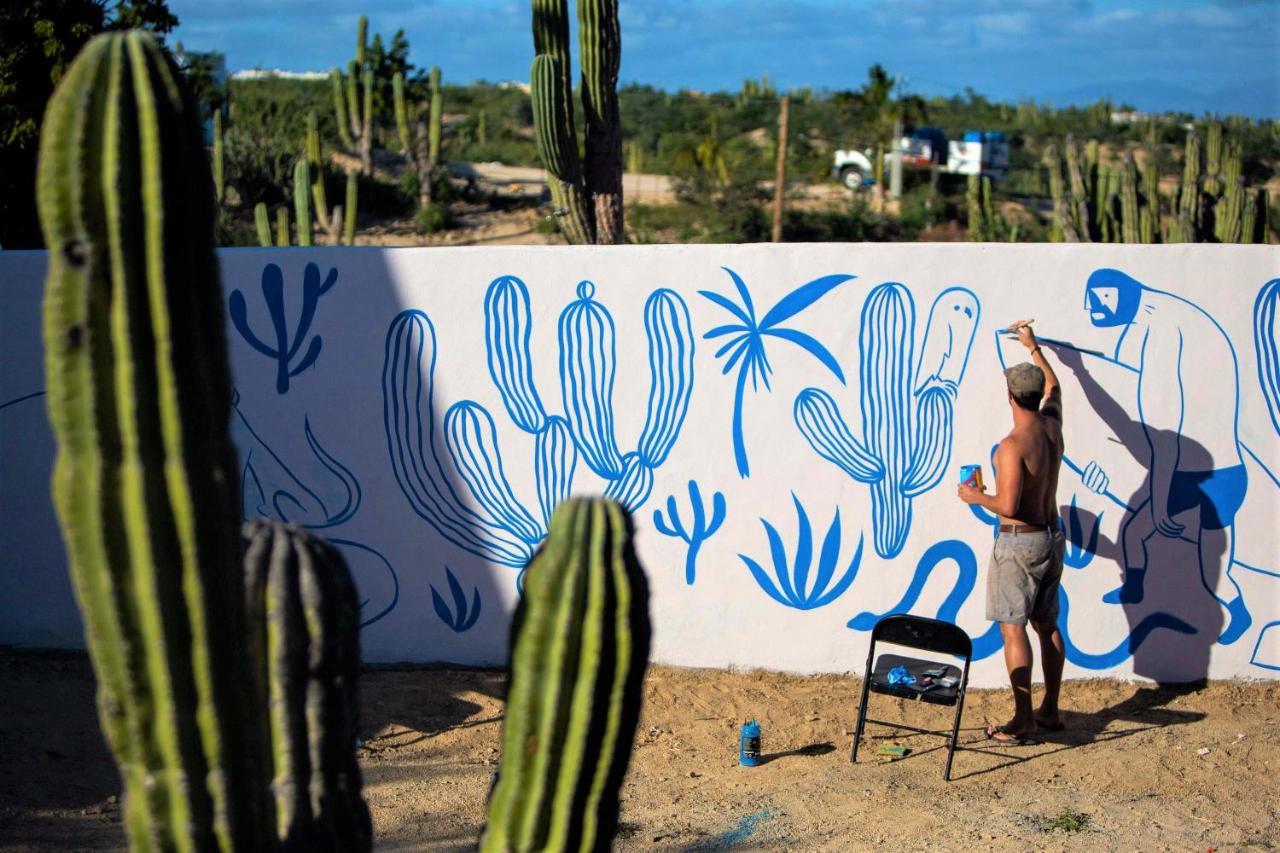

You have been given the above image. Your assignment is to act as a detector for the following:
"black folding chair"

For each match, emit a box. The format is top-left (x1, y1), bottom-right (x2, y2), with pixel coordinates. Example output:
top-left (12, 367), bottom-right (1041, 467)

top-left (850, 614), bottom-right (973, 781)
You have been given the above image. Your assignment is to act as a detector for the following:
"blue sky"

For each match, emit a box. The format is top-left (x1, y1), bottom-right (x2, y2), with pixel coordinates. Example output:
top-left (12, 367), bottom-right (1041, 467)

top-left (171, 0), bottom-right (1279, 116)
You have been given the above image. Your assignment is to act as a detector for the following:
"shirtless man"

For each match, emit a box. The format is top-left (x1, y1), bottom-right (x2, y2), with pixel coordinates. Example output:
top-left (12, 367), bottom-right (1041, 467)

top-left (958, 325), bottom-right (1066, 744)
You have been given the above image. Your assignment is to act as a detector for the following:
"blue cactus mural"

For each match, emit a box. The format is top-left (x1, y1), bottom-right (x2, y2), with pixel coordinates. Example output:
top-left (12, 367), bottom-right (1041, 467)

top-left (739, 494), bottom-right (863, 610)
top-left (701, 267), bottom-right (852, 478)
top-left (382, 276), bottom-right (694, 574)
top-left (1256, 278), bottom-right (1280, 437)
top-left (230, 262), bottom-right (337, 394)
top-left (431, 567), bottom-right (482, 633)
top-left (794, 283), bottom-right (980, 558)
top-left (653, 480), bottom-right (726, 584)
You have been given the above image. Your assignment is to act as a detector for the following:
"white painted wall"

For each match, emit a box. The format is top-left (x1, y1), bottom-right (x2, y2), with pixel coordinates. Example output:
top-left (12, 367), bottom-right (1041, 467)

top-left (2, 244), bottom-right (1278, 686)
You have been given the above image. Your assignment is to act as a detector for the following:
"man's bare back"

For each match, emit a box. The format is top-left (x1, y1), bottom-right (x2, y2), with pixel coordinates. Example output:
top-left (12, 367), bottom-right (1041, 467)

top-left (998, 415), bottom-right (1063, 527)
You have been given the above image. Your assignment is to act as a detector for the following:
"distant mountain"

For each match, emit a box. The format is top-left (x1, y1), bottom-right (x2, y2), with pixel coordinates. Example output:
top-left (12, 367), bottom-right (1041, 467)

top-left (1037, 77), bottom-right (1278, 118)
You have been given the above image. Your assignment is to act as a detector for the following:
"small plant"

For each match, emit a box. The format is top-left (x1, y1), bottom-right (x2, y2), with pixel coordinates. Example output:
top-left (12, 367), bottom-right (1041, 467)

top-left (653, 480), bottom-right (726, 584)
top-left (1040, 807), bottom-right (1092, 833)
top-left (739, 494), bottom-right (864, 610)
top-left (431, 567), bottom-right (482, 633)
top-left (416, 201), bottom-right (450, 234)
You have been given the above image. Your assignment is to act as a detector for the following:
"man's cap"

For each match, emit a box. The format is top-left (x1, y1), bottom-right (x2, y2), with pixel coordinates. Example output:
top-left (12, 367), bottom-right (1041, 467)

top-left (1004, 362), bottom-right (1045, 397)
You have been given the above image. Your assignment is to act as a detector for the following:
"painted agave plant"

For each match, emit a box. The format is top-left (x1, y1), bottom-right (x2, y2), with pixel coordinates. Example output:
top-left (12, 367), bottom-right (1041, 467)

top-left (739, 494), bottom-right (864, 610)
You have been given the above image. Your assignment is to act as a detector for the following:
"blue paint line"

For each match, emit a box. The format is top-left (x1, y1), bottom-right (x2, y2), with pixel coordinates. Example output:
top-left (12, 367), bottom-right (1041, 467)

top-left (0, 389), bottom-right (45, 411)
top-left (329, 538), bottom-right (400, 629)
top-left (1057, 586), bottom-right (1196, 669)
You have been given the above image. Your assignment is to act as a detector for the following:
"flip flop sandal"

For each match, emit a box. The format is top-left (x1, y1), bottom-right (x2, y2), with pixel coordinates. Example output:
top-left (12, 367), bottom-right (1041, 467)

top-left (986, 724), bottom-right (1042, 746)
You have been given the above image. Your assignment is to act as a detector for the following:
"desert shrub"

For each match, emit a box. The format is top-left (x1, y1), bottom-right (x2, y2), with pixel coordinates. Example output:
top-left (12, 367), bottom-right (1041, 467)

top-left (415, 202), bottom-right (450, 234)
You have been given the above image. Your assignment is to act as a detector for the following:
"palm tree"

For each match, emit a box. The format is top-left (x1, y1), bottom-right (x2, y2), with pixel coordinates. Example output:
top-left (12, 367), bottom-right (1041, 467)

top-left (701, 267), bottom-right (852, 477)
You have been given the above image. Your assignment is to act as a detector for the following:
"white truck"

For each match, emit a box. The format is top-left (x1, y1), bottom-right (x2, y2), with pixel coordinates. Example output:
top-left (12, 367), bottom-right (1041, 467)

top-left (833, 128), bottom-right (1010, 189)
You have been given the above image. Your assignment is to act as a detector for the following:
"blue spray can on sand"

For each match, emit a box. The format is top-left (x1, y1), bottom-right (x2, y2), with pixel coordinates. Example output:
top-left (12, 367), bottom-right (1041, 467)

top-left (739, 719), bottom-right (761, 766)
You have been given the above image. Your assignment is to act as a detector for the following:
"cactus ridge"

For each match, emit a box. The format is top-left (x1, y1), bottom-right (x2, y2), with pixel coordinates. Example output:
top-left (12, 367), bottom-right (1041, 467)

top-left (1256, 279), bottom-right (1280, 437)
top-left (38, 30), bottom-right (270, 849)
top-left (481, 498), bottom-right (651, 852)
top-left (243, 520), bottom-right (373, 851)
top-left (383, 276), bottom-right (693, 575)
top-left (794, 283), bottom-right (979, 559)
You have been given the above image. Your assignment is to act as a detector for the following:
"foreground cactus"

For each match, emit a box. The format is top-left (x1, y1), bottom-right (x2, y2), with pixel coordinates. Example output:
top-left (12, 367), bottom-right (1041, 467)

top-left (531, 0), bottom-right (623, 244)
top-left (38, 30), bottom-right (270, 849)
top-left (242, 521), bottom-right (373, 852)
top-left (480, 498), bottom-right (651, 851)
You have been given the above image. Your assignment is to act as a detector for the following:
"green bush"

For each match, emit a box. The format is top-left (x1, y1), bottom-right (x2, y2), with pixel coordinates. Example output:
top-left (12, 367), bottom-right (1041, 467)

top-left (415, 202), bottom-right (450, 234)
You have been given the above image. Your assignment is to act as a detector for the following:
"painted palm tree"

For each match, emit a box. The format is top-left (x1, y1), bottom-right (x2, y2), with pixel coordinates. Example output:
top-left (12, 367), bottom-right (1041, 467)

top-left (701, 267), bottom-right (852, 477)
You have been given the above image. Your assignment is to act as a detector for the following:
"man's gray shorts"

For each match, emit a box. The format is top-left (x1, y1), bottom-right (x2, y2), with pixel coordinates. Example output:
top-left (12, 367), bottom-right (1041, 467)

top-left (986, 530), bottom-right (1065, 625)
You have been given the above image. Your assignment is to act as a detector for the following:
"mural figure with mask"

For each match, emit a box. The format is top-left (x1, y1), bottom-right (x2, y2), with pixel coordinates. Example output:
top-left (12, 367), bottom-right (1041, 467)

top-left (1079, 268), bottom-right (1250, 644)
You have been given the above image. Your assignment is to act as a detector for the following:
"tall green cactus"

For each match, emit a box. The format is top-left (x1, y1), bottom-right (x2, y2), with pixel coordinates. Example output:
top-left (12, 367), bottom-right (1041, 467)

top-left (531, 0), bottom-right (624, 244)
top-left (1119, 153), bottom-right (1140, 244)
top-left (393, 68), bottom-right (443, 210)
top-left (344, 169), bottom-right (358, 244)
top-left (1045, 144), bottom-right (1079, 242)
top-left (331, 16), bottom-right (375, 175)
top-left (1203, 121), bottom-right (1224, 198)
top-left (302, 116), bottom-right (356, 244)
top-left (481, 497), bottom-right (651, 852)
top-left (966, 174), bottom-right (1001, 241)
top-left (242, 521), bottom-right (373, 852)
top-left (294, 159), bottom-right (313, 247)
top-left (1063, 135), bottom-right (1093, 242)
top-left (213, 108), bottom-right (225, 203)
top-left (1176, 128), bottom-right (1202, 236)
top-left (37, 30), bottom-right (271, 850)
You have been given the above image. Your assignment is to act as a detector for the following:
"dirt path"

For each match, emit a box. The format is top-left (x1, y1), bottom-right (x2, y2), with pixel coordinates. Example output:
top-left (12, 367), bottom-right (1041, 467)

top-left (2, 649), bottom-right (1275, 851)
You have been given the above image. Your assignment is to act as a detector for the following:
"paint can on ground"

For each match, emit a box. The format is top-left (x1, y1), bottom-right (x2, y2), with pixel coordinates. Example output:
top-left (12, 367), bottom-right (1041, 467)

top-left (739, 719), bottom-right (761, 766)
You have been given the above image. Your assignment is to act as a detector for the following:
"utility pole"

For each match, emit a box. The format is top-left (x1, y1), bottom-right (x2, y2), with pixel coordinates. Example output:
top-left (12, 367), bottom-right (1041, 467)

top-left (772, 93), bottom-right (789, 243)
top-left (889, 74), bottom-right (904, 200)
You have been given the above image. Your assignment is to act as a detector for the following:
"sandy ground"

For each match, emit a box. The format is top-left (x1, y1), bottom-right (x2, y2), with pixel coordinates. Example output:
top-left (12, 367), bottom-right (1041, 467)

top-left (2, 648), bottom-right (1276, 851)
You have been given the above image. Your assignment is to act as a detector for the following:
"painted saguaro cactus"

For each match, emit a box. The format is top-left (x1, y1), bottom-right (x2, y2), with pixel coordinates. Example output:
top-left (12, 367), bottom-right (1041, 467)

top-left (480, 497), bottom-right (651, 852)
top-left (38, 30), bottom-right (270, 849)
top-left (382, 276), bottom-right (694, 575)
top-left (794, 283), bottom-right (981, 558)
top-left (242, 521), bottom-right (373, 851)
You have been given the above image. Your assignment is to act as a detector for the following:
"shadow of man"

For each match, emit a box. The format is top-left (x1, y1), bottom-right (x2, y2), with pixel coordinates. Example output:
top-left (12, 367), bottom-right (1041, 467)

top-left (1051, 343), bottom-right (1223, 684)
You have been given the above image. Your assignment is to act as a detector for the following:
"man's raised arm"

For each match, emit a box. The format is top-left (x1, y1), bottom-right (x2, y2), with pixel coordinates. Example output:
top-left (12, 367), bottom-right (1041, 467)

top-left (1016, 325), bottom-right (1061, 420)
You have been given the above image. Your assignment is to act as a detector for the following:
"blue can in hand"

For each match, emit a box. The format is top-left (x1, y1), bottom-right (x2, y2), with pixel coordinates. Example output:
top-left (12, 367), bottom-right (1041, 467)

top-left (739, 719), bottom-right (761, 766)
